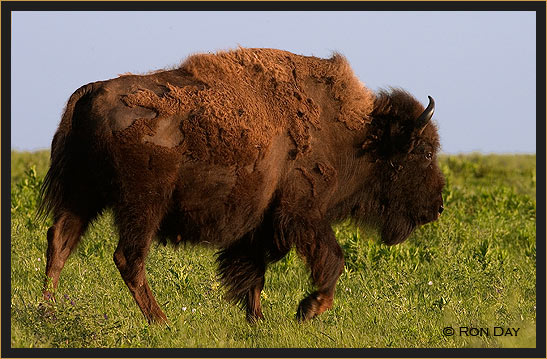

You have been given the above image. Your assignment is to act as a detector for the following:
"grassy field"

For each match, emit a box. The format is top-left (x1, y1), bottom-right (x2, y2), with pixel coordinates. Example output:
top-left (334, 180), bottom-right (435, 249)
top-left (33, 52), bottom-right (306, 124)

top-left (10, 151), bottom-right (536, 348)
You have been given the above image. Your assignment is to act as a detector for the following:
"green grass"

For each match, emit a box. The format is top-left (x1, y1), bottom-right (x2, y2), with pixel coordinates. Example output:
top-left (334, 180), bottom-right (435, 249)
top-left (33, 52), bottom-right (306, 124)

top-left (10, 151), bottom-right (536, 348)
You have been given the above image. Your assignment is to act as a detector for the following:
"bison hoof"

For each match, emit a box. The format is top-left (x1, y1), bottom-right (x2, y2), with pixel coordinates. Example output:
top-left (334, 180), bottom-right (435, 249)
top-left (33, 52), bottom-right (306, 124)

top-left (146, 310), bottom-right (168, 325)
top-left (37, 301), bottom-right (56, 321)
top-left (296, 292), bottom-right (333, 322)
top-left (148, 317), bottom-right (168, 325)
top-left (246, 311), bottom-right (265, 324)
top-left (296, 298), bottom-right (317, 322)
top-left (43, 290), bottom-right (55, 302)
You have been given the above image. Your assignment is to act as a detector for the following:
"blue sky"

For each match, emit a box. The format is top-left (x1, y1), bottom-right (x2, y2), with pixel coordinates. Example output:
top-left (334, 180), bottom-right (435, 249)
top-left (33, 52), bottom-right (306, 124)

top-left (11, 11), bottom-right (536, 153)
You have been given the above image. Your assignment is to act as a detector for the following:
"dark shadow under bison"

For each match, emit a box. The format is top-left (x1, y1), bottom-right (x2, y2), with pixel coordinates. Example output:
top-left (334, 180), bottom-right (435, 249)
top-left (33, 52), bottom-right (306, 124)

top-left (38, 48), bottom-right (445, 324)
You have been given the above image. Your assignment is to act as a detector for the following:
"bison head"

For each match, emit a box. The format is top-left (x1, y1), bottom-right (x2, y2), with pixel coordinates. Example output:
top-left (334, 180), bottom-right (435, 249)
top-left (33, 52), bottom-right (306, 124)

top-left (362, 89), bottom-right (445, 245)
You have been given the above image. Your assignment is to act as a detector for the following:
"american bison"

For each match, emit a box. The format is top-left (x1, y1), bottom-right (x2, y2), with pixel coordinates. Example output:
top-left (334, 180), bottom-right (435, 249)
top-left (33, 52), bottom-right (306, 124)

top-left (39, 48), bottom-right (445, 323)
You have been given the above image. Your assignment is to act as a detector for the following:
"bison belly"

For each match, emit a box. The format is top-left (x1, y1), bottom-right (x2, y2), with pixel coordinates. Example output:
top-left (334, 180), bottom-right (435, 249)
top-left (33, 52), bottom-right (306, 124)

top-left (157, 134), bottom-right (290, 247)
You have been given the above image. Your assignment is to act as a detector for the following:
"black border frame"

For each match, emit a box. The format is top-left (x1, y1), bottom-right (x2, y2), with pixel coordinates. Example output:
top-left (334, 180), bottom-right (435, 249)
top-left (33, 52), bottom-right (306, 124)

top-left (2, 1), bottom-right (545, 358)
top-left (0, 1), bottom-right (546, 11)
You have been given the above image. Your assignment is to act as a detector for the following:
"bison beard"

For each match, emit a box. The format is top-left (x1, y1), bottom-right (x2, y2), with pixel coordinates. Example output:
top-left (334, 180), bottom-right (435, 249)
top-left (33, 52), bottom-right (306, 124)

top-left (381, 215), bottom-right (415, 246)
top-left (38, 48), bottom-right (444, 324)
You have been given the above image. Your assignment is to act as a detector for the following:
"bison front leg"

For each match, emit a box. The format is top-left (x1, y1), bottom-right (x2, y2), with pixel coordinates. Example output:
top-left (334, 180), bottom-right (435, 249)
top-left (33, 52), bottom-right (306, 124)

top-left (217, 216), bottom-right (292, 323)
top-left (245, 277), bottom-right (266, 323)
top-left (113, 209), bottom-right (167, 324)
top-left (217, 240), bottom-right (267, 323)
top-left (295, 223), bottom-right (344, 322)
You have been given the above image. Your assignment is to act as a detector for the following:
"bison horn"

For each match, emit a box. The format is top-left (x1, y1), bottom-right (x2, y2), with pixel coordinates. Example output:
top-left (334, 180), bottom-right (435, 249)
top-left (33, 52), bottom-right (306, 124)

top-left (416, 96), bottom-right (435, 133)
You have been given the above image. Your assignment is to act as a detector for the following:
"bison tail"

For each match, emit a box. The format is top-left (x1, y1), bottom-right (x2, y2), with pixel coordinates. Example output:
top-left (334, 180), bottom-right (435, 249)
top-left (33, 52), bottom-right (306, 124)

top-left (36, 150), bottom-right (66, 222)
top-left (36, 83), bottom-right (98, 221)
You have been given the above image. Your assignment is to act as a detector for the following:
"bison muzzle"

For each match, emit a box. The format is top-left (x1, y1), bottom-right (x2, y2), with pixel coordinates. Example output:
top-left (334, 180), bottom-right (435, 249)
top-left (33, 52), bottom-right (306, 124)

top-left (38, 48), bottom-right (445, 323)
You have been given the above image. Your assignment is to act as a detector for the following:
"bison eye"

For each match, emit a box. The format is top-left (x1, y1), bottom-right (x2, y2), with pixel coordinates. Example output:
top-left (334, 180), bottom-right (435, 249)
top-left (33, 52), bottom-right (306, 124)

top-left (425, 152), bottom-right (432, 160)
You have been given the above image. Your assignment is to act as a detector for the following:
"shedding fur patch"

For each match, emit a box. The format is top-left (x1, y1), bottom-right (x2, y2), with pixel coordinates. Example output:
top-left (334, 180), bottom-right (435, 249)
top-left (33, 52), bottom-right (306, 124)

top-left (122, 48), bottom-right (374, 165)
top-left (315, 161), bottom-right (337, 183)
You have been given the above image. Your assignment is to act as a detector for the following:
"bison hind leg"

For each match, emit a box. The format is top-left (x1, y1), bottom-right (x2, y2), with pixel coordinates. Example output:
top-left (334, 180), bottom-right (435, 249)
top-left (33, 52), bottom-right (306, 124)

top-left (43, 209), bottom-right (95, 301)
top-left (112, 203), bottom-right (168, 324)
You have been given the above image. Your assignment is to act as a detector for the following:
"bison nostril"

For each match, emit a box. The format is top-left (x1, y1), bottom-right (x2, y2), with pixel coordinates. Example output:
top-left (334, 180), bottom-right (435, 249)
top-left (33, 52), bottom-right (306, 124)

top-left (438, 205), bottom-right (444, 214)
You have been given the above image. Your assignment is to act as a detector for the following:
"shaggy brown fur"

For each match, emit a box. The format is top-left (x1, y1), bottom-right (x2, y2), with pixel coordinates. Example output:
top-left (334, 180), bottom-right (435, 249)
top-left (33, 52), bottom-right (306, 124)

top-left (38, 48), bottom-right (444, 324)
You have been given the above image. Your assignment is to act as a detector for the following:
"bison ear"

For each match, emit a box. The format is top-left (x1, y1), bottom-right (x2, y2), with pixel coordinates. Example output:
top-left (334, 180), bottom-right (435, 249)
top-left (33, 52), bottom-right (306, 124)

top-left (414, 96), bottom-right (435, 136)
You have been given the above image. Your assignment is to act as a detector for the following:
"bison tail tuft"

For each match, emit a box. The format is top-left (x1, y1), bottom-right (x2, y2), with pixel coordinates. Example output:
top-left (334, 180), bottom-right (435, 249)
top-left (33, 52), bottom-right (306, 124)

top-left (36, 144), bottom-right (68, 222)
